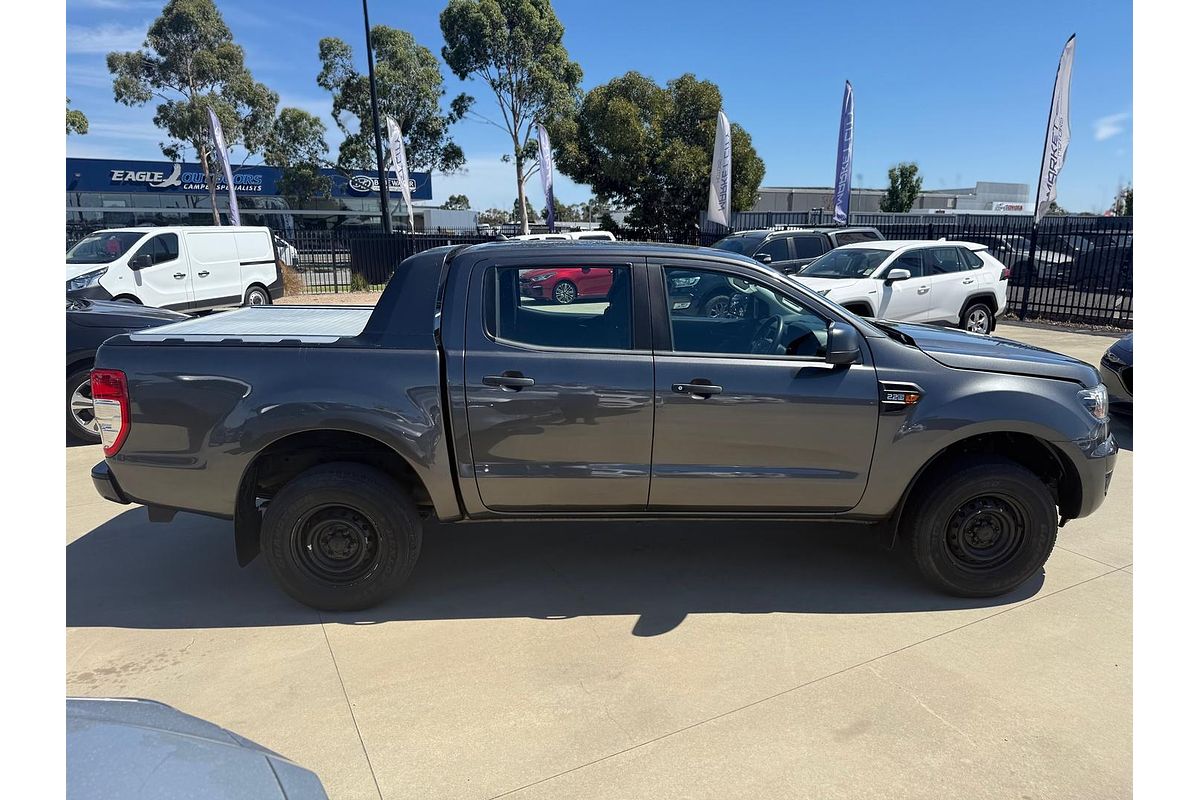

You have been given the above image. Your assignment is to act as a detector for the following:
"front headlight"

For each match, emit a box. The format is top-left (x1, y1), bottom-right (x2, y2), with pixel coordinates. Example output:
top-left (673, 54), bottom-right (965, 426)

top-left (526, 272), bottom-right (556, 282)
top-left (1078, 384), bottom-right (1109, 420)
top-left (671, 276), bottom-right (701, 288)
top-left (67, 268), bottom-right (107, 291)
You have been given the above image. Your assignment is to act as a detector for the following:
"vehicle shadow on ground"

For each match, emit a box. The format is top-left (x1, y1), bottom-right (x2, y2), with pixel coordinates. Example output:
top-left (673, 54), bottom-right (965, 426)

top-left (67, 508), bottom-right (1043, 635)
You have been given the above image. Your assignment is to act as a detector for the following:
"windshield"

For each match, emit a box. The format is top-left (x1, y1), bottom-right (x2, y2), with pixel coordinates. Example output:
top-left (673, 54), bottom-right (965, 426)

top-left (801, 248), bottom-right (891, 278)
top-left (67, 232), bottom-right (145, 265)
top-left (712, 233), bottom-right (766, 256)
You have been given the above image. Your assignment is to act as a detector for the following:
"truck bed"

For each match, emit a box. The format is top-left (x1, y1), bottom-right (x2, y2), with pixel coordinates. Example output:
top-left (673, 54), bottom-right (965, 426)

top-left (128, 305), bottom-right (374, 344)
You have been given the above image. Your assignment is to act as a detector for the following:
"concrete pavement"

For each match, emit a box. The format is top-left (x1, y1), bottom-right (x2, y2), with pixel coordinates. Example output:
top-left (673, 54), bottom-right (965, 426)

top-left (66, 322), bottom-right (1132, 799)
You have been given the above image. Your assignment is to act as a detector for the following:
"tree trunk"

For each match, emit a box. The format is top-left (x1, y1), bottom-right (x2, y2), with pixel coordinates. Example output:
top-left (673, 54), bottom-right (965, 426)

top-left (200, 143), bottom-right (221, 225)
top-left (515, 153), bottom-right (529, 235)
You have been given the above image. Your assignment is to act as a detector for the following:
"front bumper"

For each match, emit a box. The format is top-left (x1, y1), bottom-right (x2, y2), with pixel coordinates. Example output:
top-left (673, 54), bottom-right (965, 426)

top-left (1069, 433), bottom-right (1118, 519)
top-left (67, 285), bottom-right (114, 302)
top-left (519, 282), bottom-right (548, 300)
top-left (91, 461), bottom-right (129, 505)
top-left (1100, 359), bottom-right (1133, 408)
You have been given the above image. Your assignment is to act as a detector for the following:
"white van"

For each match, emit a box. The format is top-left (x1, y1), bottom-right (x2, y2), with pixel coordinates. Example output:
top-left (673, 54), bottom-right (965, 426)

top-left (66, 226), bottom-right (282, 312)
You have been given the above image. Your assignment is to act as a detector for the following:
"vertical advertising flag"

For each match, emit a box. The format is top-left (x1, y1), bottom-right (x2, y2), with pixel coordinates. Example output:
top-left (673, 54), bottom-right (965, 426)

top-left (207, 108), bottom-right (239, 225)
top-left (706, 110), bottom-right (732, 228)
top-left (832, 81), bottom-right (855, 225)
top-left (385, 116), bottom-right (415, 231)
top-left (535, 123), bottom-right (556, 232)
top-left (1035, 35), bottom-right (1076, 223)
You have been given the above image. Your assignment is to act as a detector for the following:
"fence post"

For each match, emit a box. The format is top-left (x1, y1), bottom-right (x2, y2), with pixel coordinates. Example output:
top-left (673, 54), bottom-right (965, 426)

top-left (1019, 222), bottom-right (1039, 320)
top-left (331, 232), bottom-right (338, 294)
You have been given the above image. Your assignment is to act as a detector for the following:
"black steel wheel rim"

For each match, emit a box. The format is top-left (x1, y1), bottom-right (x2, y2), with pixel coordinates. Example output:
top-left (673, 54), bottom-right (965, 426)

top-left (291, 504), bottom-right (381, 585)
top-left (942, 494), bottom-right (1027, 572)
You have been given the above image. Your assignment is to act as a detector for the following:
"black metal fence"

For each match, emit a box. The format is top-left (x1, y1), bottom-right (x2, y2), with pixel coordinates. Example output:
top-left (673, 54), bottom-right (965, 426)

top-left (66, 212), bottom-right (1132, 327)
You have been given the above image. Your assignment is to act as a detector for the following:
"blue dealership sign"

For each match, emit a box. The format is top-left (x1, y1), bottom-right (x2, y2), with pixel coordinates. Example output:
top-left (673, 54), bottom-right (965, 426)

top-left (66, 157), bottom-right (432, 201)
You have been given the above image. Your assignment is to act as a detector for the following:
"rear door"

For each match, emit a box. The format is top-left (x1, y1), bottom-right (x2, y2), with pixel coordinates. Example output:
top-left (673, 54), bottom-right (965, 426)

top-left (183, 231), bottom-right (242, 310)
top-left (647, 260), bottom-right (879, 511)
top-left (127, 233), bottom-right (191, 310)
top-left (462, 255), bottom-right (654, 511)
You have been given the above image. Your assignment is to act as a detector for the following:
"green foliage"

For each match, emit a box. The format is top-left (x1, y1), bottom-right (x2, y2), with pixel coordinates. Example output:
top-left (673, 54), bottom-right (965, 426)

top-left (266, 107), bottom-right (332, 207)
top-left (478, 207), bottom-right (510, 226)
top-left (542, 197), bottom-right (578, 222)
top-left (548, 71), bottom-right (765, 235)
top-left (349, 272), bottom-right (371, 292)
top-left (513, 196), bottom-right (537, 222)
top-left (879, 162), bottom-right (923, 212)
top-left (440, 0), bottom-right (582, 233)
top-left (107, 0), bottom-right (278, 164)
top-left (66, 98), bottom-right (88, 135)
top-left (318, 26), bottom-right (464, 173)
top-left (443, 194), bottom-right (471, 210)
top-left (1046, 200), bottom-right (1068, 216)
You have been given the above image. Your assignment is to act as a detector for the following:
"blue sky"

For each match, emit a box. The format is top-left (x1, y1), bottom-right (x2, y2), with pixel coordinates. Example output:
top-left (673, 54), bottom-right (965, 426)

top-left (66, 0), bottom-right (1132, 213)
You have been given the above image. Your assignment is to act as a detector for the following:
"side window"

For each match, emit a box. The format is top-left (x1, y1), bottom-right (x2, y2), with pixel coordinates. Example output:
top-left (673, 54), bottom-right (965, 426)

top-left (155, 233), bottom-right (179, 263)
top-left (960, 248), bottom-right (984, 269)
top-left (925, 247), bottom-right (964, 274)
top-left (662, 267), bottom-right (828, 359)
top-left (130, 237), bottom-right (156, 265)
top-left (833, 231), bottom-right (877, 245)
top-left (790, 235), bottom-right (825, 259)
top-left (485, 265), bottom-right (632, 351)
top-left (891, 252), bottom-right (925, 278)
top-left (757, 237), bottom-right (791, 263)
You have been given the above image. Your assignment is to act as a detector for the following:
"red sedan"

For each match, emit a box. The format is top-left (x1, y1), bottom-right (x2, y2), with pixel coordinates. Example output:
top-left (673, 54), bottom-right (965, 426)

top-left (519, 267), bottom-right (614, 305)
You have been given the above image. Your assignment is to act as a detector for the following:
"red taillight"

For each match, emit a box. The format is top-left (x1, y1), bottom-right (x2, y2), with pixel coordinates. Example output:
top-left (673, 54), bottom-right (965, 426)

top-left (1000, 267), bottom-right (1011, 281)
top-left (90, 369), bottom-right (129, 456)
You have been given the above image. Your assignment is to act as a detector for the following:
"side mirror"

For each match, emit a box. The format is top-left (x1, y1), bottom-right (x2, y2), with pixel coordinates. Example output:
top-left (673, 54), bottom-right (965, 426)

top-left (884, 267), bottom-right (911, 284)
top-left (825, 322), bottom-right (861, 366)
top-left (129, 254), bottom-right (153, 270)
top-left (754, 252), bottom-right (772, 264)
top-left (581, 266), bottom-right (591, 274)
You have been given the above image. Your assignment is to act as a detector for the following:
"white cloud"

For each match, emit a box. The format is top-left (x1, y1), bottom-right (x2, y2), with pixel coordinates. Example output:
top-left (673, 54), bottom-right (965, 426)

top-left (1093, 112), bottom-right (1131, 142)
top-left (66, 22), bottom-right (146, 55)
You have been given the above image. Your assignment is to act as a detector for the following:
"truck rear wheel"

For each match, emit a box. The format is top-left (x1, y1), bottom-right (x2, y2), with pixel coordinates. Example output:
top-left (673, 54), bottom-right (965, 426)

top-left (260, 462), bottom-right (422, 611)
top-left (902, 457), bottom-right (1057, 597)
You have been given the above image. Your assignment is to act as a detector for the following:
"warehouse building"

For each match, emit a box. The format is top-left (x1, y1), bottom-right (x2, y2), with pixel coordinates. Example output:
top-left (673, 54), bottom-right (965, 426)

top-left (752, 181), bottom-right (1030, 214)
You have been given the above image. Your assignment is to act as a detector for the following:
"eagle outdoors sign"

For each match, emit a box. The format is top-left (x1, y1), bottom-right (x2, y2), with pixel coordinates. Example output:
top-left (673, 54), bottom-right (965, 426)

top-left (65, 158), bottom-right (432, 201)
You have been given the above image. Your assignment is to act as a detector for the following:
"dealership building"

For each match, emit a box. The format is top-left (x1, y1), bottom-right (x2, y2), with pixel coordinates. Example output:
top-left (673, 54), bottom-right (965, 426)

top-left (66, 157), bottom-right (476, 236)
top-left (752, 181), bottom-right (1031, 214)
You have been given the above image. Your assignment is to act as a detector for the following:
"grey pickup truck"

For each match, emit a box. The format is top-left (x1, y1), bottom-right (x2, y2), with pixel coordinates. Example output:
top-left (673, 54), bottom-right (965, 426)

top-left (90, 241), bottom-right (1117, 610)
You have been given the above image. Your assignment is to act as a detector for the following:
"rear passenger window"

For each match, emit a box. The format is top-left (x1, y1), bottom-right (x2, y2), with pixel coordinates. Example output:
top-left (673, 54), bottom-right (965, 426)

top-left (960, 248), bottom-right (984, 269)
top-left (791, 235), bottom-right (825, 259)
top-left (925, 247), bottom-right (964, 274)
top-left (485, 265), bottom-right (633, 351)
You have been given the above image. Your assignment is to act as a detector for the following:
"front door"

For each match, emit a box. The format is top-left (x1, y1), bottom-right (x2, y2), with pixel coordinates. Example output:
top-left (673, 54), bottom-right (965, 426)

top-left (463, 259), bottom-right (654, 511)
top-left (876, 250), bottom-right (931, 321)
top-left (128, 233), bottom-right (191, 310)
top-left (648, 263), bottom-right (879, 511)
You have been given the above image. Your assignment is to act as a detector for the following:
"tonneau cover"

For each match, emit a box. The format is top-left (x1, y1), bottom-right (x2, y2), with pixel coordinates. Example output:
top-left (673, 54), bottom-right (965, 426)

top-left (128, 305), bottom-right (373, 343)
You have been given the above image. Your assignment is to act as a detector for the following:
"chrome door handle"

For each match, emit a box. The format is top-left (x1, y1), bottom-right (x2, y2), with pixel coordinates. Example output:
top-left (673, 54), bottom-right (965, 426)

top-left (198, 270), bottom-right (210, 278)
top-left (173, 273), bottom-right (186, 279)
top-left (917, 286), bottom-right (931, 295)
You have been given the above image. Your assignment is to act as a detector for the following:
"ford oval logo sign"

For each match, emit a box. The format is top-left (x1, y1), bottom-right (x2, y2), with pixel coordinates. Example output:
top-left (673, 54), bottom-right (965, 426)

top-left (348, 175), bottom-right (375, 193)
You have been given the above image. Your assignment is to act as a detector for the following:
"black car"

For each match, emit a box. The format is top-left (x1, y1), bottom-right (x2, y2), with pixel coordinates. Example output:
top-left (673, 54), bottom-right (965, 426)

top-left (711, 226), bottom-right (884, 274)
top-left (66, 298), bottom-right (186, 442)
top-left (1100, 333), bottom-right (1132, 412)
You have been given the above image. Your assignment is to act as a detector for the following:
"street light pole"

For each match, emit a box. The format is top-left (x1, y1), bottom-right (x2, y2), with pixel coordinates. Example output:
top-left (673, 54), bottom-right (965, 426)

top-left (362, 0), bottom-right (392, 234)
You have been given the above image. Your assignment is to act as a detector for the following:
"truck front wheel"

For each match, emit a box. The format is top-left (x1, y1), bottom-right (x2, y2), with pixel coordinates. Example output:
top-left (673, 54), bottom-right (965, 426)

top-left (260, 462), bottom-right (422, 611)
top-left (902, 457), bottom-right (1057, 597)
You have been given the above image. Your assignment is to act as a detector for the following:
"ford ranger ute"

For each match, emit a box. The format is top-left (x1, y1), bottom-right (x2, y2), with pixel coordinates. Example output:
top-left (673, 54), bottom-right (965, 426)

top-left (89, 241), bottom-right (1117, 611)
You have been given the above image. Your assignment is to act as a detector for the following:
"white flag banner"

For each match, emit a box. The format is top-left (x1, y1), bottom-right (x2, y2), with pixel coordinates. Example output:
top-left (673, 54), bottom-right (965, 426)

top-left (534, 123), bottom-right (556, 232)
top-left (1035, 35), bottom-right (1076, 223)
top-left (207, 108), bottom-right (239, 225)
top-left (707, 110), bottom-right (732, 228)
top-left (386, 115), bottom-right (415, 231)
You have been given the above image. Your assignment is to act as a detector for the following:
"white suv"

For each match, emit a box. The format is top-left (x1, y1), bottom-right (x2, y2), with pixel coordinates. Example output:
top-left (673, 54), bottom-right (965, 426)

top-left (793, 240), bottom-right (1009, 333)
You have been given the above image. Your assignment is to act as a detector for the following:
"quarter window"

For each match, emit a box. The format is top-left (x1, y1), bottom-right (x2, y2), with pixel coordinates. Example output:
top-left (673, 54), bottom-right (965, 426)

top-left (485, 265), bottom-right (633, 351)
top-left (960, 248), bottom-right (984, 269)
top-left (663, 267), bottom-right (828, 358)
